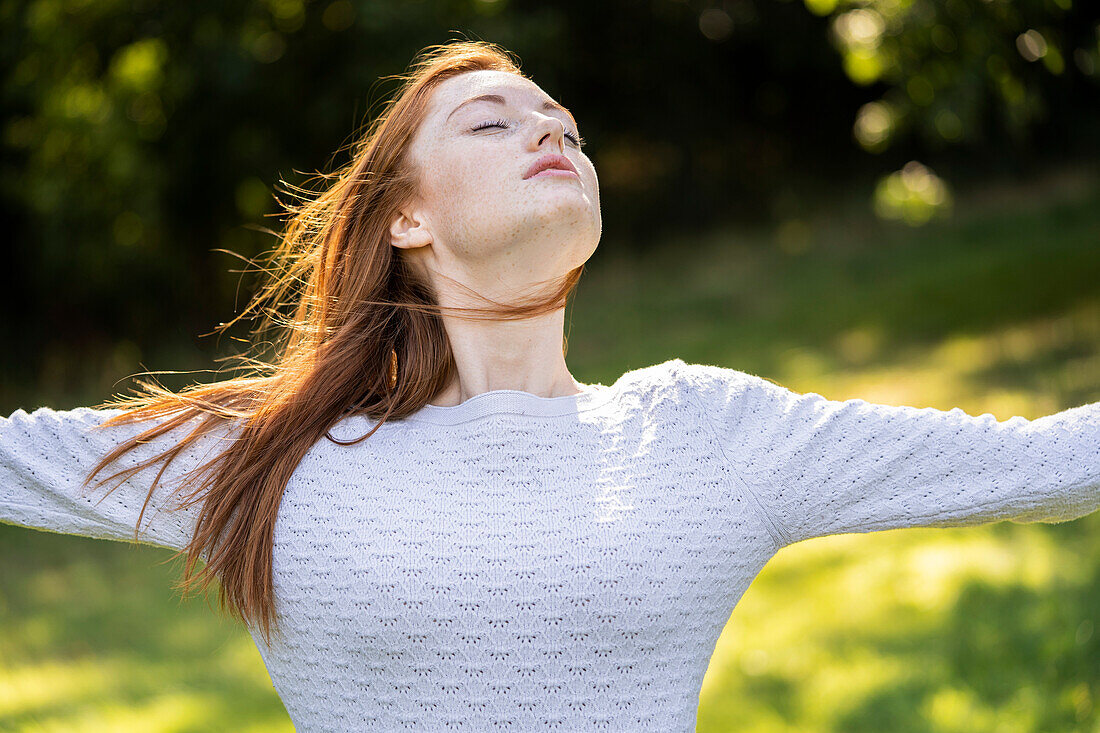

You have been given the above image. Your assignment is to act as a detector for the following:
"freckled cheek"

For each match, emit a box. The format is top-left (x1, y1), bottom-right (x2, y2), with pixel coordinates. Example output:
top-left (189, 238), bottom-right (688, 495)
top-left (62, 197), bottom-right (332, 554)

top-left (431, 169), bottom-right (472, 202)
top-left (452, 162), bottom-right (515, 196)
top-left (587, 167), bottom-right (601, 195)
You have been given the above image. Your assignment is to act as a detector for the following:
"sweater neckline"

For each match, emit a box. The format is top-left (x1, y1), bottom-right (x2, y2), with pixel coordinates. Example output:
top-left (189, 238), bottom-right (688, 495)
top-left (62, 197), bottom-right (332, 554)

top-left (406, 381), bottom-right (616, 425)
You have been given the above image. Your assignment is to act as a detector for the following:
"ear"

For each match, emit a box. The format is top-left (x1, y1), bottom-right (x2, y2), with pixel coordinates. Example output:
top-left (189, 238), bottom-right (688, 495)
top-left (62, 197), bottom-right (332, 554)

top-left (390, 208), bottom-right (433, 251)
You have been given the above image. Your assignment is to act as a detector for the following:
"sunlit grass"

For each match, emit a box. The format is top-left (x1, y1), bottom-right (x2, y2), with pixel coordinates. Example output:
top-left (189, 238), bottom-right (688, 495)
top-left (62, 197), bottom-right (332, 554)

top-left (0, 534), bottom-right (294, 732)
top-left (2, 169), bottom-right (1098, 731)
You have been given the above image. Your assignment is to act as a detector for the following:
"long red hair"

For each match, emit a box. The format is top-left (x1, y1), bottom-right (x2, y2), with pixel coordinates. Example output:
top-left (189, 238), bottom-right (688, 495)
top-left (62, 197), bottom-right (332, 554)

top-left (81, 39), bottom-right (587, 646)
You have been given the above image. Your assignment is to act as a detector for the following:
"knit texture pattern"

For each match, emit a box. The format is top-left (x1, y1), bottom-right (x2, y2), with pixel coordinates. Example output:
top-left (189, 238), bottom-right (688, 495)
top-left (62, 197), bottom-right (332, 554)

top-left (3, 357), bottom-right (1098, 731)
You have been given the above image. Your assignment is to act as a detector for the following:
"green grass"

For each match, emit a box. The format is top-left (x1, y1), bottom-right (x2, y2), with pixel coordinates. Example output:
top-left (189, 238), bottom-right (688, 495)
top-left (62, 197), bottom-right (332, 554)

top-left (3, 165), bottom-right (1099, 731)
top-left (0, 531), bottom-right (289, 732)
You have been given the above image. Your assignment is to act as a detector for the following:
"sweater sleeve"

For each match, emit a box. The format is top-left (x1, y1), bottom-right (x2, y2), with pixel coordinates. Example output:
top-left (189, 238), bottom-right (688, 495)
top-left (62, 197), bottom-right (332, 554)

top-left (0, 404), bottom-right (233, 553)
top-left (678, 359), bottom-right (1100, 550)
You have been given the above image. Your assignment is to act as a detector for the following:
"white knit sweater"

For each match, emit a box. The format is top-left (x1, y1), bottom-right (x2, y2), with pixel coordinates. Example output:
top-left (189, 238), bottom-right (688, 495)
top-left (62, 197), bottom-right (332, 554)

top-left (3, 358), bottom-right (1099, 731)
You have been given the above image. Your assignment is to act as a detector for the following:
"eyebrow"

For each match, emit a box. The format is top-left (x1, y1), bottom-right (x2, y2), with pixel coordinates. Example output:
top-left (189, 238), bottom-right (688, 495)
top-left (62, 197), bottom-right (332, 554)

top-left (445, 93), bottom-right (577, 127)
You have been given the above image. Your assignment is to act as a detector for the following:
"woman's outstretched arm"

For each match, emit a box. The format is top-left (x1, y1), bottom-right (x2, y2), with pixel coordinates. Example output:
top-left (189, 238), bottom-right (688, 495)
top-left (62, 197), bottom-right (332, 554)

top-left (0, 405), bottom-right (226, 552)
top-left (678, 359), bottom-right (1100, 550)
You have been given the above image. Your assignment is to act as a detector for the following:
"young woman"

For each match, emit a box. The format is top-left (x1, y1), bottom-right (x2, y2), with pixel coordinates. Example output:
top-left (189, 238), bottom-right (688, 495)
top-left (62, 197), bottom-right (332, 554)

top-left (2, 40), bottom-right (1098, 731)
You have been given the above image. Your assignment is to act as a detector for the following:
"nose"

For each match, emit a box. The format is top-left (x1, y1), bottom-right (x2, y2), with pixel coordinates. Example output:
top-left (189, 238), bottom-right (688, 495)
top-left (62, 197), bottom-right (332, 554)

top-left (528, 114), bottom-right (566, 152)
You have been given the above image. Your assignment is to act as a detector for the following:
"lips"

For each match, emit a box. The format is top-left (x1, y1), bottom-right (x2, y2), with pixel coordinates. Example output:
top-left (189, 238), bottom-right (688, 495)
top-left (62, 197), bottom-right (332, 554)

top-left (523, 153), bottom-right (578, 180)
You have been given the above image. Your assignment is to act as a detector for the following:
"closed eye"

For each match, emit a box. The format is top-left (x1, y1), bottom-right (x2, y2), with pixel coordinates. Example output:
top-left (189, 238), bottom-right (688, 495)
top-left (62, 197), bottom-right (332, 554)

top-left (470, 119), bottom-right (585, 149)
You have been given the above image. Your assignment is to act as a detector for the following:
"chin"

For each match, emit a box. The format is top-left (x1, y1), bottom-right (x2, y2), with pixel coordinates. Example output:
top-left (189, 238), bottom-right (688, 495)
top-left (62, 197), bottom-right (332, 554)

top-left (530, 189), bottom-right (595, 218)
top-left (530, 207), bottom-right (599, 240)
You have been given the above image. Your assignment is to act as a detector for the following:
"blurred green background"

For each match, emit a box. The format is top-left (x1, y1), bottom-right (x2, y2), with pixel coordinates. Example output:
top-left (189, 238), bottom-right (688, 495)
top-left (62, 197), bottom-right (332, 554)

top-left (2, 0), bottom-right (1099, 730)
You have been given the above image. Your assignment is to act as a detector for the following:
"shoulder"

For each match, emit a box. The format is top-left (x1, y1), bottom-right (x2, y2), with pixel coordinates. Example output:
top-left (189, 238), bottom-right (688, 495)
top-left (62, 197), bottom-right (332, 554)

top-left (606, 358), bottom-right (789, 420)
top-left (669, 359), bottom-right (791, 400)
top-left (611, 358), bottom-right (691, 403)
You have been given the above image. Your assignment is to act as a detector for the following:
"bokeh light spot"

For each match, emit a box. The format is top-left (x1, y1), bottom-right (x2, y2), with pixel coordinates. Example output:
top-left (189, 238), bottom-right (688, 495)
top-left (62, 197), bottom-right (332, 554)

top-left (1016, 30), bottom-right (1048, 62)
top-left (109, 38), bottom-right (169, 93)
top-left (854, 100), bottom-right (895, 150)
top-left (699, 8), bottom-right (734, 41)
top-left (873, 161), bottom-right (953, 225)
top-left (322, 0), bottom-right (355, 31)
top-left (934, 108), bottom-right (963, 140)
top-left (252, 31), bottom-right (287, 63)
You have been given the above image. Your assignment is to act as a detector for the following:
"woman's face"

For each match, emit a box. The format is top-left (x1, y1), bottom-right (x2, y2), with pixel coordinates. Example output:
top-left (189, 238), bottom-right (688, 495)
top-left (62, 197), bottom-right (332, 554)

top-left (398, 70), bottom-right (601, 294)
